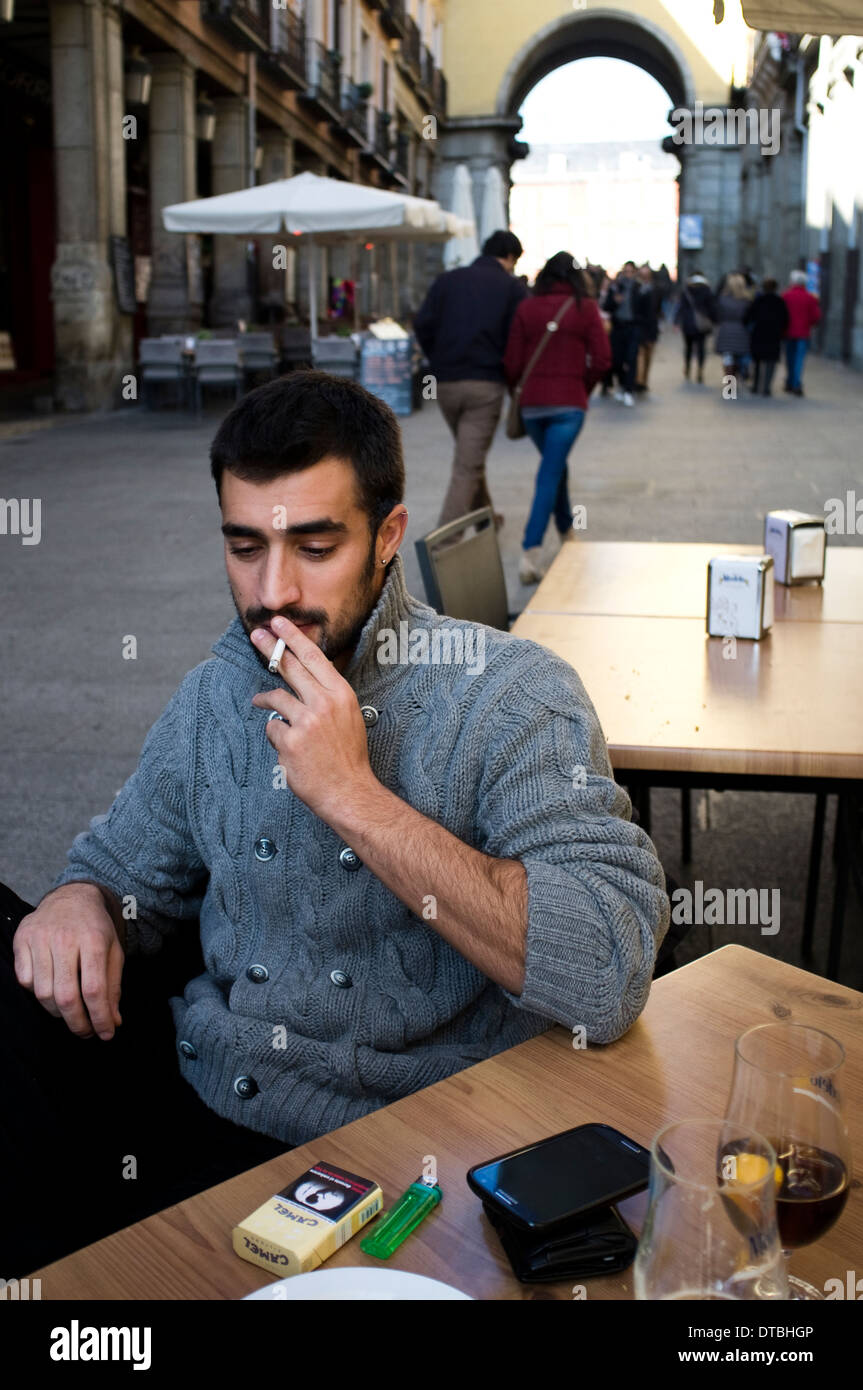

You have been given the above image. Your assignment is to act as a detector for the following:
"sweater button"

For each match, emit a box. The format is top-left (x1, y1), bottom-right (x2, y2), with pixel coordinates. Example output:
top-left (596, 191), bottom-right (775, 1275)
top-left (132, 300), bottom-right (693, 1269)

top-left (254, 837), bottom-right (277, 861)
top-left (234, 1075), bottom-right (258, 1099)
top-left (339, 846), bottom-right (361, 871)
top-left (178, 1040), bottom-right (197, 1060)
top-left (330, 969), bottom-right (353, 988)
top-left (360, 705), bottom-right (379, 727)
top-left (246, 963), bottom-right (269, 983)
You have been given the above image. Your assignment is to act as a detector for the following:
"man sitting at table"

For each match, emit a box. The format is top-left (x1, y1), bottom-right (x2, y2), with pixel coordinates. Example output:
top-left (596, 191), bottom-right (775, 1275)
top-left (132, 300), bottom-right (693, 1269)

top-left (5, 372), bottom-right (668, 1271)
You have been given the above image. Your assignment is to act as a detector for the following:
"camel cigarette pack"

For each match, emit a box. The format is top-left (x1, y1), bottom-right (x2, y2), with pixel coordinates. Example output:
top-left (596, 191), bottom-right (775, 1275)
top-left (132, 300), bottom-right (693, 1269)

top-left (233, 1161), bottom-right (383, 1276)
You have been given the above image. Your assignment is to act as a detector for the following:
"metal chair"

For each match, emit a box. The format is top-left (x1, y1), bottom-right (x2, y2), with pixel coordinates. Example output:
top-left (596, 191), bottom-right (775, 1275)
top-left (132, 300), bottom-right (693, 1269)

top-left (311, 337), bottom-right (359, 379)
top-left (192, 341), bottom-right (243, 414)
top-left (138, 339), bottom-right (186, 409)
top-left (279, 325), bottom-right (313, 373)
top-left (240, 332), bottom-right (278, 386)
top-left (415, 508), bottom-right (511, 631)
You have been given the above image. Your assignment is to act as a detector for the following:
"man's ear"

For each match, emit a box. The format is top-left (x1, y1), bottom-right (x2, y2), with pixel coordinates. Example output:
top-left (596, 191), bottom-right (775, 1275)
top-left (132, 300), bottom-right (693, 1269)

top-left (378, 505), bottom-right (409, 563)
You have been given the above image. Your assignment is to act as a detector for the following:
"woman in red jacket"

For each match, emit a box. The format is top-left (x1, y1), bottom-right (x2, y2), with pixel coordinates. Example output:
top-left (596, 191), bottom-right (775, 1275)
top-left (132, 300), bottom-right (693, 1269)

top-left (504, 252), bottom-right (612, 584)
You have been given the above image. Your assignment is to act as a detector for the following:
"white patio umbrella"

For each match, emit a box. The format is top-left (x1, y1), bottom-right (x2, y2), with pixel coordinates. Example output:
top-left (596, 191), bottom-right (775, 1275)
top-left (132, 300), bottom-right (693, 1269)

top-left (162, 171), bottom-right (474, 338)
top-left (443, 164), bottom-right (479, 269)
top-left (479, 165), bottom-right (508, 247)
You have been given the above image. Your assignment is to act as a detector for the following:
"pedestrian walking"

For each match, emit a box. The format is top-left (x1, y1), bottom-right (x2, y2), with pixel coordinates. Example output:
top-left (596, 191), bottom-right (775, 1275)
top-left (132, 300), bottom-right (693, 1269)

top-left (503, 251), bottom-right (611, 585)
top-left (634, 265), bottom-right (661, 394)
top-left (413, 229), bottom-right (527, 527)
top-left (782, 269), bottom-right (821, 396)
top-left (674, 271), bottom-right (716, 383)
top-left (714, 272), bottom-right (753, 386)
top-left (744, 278), bottom-right (789, 396)
top-left (601, 260), bottom-right (641, 406)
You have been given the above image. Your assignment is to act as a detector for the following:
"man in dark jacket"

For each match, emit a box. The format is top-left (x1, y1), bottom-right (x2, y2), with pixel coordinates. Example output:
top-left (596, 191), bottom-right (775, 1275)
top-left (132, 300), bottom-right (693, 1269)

top-left (744, 279), bottom-right (789, 396)
top-left (414, 230), bottom-right (527, 526)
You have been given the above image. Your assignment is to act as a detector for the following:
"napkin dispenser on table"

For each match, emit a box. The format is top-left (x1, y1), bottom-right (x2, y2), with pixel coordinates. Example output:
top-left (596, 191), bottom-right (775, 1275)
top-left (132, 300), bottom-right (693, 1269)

top-left (706, 554), bottom-right (774, 640)
top-left (763, 509), bottom-right (826, 585)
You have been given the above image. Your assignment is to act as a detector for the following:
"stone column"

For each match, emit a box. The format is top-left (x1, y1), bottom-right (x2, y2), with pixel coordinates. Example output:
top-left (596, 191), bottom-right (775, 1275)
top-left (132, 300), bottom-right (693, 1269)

top-left (211, 96), bottom-right (252, 326)
top-left (49, 0), bottom-right (132, 410)
top-left (676, 143), bottom-right (742, 288)
top-left (257, 128), bottom-right (294, 318)
top-left (147, 53), bottom-right (200, 334)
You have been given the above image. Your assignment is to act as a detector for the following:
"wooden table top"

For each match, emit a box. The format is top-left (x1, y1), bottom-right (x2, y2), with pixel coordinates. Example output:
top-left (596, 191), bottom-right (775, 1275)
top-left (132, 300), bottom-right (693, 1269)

top-left (511, 610), bottom-right (863, 778)
top-left (34, 946), bottom-right (862, 1301)
top-left (526, 541), bottom-right (863, 624)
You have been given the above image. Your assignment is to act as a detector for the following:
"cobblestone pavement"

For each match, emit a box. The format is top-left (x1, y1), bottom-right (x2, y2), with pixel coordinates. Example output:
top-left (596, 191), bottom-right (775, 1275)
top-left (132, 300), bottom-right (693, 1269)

top-left (1, 332), bottom-right (860, 983)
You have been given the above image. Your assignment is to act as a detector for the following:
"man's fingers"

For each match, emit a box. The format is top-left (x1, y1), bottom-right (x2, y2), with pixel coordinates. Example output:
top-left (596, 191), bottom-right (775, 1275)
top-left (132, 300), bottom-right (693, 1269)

top-left (29, 939), bottom-right (63, 1020)
top-left (12, 934), bottom-right (34, 989)
top-left (51, 939), bottom-right (95, 1037)
top-left (107, 937), bottom-right (124, 1028)
top-left (79, 935), bottom-right (118, 1038)
top-left (270, 616), bottom-right (341, 689)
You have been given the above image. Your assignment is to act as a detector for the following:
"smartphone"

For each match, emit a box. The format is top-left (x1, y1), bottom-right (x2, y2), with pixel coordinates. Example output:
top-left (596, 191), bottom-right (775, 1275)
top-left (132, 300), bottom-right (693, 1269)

top-left (466, 1123), bottom-right (650, 1233)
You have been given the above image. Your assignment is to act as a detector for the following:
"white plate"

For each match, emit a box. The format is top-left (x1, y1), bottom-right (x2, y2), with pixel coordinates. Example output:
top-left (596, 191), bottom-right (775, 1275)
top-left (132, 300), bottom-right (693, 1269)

top-left (243, 1267), bottom-right (472, 1301)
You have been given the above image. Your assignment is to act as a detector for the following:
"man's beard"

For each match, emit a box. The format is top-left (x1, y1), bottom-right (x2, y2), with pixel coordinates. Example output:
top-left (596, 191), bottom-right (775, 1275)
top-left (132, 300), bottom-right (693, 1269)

top-left (233, 538), bottom-right (382, 672)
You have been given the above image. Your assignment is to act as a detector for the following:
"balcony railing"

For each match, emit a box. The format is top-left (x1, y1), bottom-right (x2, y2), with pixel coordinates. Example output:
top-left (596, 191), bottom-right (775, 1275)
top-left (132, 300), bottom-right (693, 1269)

top-left (302, 40), bottom-right (341, 114)
top-left (374, 108), bottom-right (393, 161)
top-left (431, 66), bottom-right (447, 116)
top-left (380, 0), bottom-right (406, 40)
top-left (262, 7), bottom-right (307, 89)
top-left (200, 0), bottom-right (269, 51)
top-left (393, 130), bottom-right (410, 180)
top-left (340, 80), bottom-right (371, 145)
top-left (402, 15), bottom-right (422, 78)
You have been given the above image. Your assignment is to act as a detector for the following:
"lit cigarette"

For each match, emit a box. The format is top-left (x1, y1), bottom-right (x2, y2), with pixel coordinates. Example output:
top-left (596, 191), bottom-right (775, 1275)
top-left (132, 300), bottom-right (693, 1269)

top-left (268, 637), bottom-right (286, 674)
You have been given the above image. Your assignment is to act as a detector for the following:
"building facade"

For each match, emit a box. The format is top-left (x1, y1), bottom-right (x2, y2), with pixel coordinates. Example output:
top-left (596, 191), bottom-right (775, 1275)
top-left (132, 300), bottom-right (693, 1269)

top-left (0, 0), bottom-right (448, 411)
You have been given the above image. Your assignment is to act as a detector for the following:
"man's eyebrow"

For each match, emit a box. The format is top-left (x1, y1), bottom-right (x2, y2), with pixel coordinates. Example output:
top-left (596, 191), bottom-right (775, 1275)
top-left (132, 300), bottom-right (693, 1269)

top-left (221, 518), bottom-right (349, 539)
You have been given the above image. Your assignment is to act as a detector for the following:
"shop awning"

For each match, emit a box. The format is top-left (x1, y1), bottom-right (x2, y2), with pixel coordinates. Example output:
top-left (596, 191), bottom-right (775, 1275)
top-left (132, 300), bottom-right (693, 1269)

top-left (740, 1), bottom-right (863, 35)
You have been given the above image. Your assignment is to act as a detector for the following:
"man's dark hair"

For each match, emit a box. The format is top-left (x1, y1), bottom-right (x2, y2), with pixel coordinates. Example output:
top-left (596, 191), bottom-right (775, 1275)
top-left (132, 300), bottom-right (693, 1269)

top-left (762, 277), bottom-right (778, 293)
top-left (210, 370), bottom-right (405, 534)
top-left (623, 259), bottom-right (637, 270)
top-left (482, 229), bottom-right (524, 260)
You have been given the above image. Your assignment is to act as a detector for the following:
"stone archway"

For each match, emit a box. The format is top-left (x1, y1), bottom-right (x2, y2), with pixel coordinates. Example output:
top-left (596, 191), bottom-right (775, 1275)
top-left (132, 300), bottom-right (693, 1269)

top-left (437, 5), bottom-right (744, 285)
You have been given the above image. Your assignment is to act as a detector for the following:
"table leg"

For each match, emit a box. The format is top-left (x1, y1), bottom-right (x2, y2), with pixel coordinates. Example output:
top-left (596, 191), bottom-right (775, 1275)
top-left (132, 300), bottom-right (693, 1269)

top-left (801, 792), bottom-right (827, 959)
top-left (826, 796), bottom-right (848, 981)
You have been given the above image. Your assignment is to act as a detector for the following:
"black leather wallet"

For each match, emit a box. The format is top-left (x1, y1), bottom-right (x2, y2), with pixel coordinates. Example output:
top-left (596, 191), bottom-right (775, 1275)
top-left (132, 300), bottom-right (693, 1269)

top-left (483, 1200), bottom-right (637, 1283)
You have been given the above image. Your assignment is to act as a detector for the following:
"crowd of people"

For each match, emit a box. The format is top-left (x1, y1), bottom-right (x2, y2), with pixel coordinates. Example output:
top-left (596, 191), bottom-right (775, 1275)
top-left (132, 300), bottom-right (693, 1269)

top-left (413, 231), bottom-right (823, 589)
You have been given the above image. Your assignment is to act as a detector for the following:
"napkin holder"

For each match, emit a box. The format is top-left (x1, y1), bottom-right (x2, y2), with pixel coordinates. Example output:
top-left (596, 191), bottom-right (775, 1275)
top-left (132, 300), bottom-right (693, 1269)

top-left (763, 509), bottom-right (826, 585)
top-left (706, 554), bottom-right (774, 640)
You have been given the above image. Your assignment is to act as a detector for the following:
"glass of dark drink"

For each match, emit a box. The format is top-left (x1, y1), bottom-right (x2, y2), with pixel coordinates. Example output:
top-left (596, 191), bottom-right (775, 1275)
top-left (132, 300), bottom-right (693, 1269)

top-left (725, 1023), bottom-right (851, 1300)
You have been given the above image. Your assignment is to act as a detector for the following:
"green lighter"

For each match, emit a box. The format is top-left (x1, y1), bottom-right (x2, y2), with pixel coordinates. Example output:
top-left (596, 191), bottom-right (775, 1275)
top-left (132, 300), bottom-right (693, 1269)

top-left (360, 1176), bottom-right (442, 1260)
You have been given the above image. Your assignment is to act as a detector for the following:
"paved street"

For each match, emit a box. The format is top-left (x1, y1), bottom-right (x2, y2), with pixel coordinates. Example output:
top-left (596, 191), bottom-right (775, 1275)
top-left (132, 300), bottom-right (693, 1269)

top-left (1, 333), bottom-right (861, 983)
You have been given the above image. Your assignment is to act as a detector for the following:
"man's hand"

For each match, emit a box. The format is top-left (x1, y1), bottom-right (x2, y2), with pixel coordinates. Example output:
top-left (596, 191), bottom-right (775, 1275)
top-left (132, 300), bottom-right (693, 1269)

top-left (13, 882), bottom-right (125, 1040)
top-left (250, 615), bottom-right (377, 820)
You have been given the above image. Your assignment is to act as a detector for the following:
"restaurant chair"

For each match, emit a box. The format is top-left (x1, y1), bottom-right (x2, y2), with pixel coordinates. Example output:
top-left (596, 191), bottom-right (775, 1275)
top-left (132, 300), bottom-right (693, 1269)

top-left (138, 338), bottom-right (187, 409)
top-left (192, 341), bottom-right (243, 414)
top-left (311, 337), bottom-right (358, 380)
top-left (415, 509), bottom-right (513, 631)
top-left (279, 325), bottom-right (313, 373)
top-left (240, 332), bottom-right (278, 386)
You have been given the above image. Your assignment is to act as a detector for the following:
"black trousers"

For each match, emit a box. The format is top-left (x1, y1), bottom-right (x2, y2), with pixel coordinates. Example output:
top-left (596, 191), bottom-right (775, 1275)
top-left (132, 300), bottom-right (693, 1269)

top-left (0, 883), bottom-right (290, 1276)
top-left (683, 332), bottom-right (707, 372)
top-left (751, 358), bottom-right (777, 394)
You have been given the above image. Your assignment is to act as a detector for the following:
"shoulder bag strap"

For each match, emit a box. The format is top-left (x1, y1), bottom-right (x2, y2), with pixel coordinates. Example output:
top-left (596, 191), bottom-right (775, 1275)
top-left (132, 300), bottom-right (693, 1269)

top-left (512, 297), bottom-right (576, 398)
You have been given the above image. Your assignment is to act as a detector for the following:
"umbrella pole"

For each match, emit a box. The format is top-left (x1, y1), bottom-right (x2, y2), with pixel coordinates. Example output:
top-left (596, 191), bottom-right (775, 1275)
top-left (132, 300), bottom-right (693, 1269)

top-left (308, 238), bottom-right (318, 342)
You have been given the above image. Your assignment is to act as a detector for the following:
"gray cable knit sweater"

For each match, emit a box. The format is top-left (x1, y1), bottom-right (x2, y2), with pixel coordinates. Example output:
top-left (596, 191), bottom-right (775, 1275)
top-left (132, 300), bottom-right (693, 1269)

top-left (54, 554), bottom-right (668, 1146)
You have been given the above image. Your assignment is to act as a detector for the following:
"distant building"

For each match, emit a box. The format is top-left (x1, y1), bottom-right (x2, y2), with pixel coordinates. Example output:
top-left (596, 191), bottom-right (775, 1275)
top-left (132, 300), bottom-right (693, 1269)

top-left (0, 0), bottom-right (448, 412)
top-left (510, 142), bottom-right (680, 279)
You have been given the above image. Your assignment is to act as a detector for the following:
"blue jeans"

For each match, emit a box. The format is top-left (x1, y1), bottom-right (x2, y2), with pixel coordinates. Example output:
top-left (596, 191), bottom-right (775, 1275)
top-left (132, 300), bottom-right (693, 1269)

top-left (785, 338), bottom-right (808, 390)
top-left (522, 409), bottom-right (585, 549)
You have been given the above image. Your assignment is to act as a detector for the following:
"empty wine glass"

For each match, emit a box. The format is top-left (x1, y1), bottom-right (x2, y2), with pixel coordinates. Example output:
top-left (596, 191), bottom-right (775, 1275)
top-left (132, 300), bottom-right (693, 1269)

top-left (634, 1118), bottom-right (789, 1300)
top-left (725, 1023), bottom-right (851, 1300)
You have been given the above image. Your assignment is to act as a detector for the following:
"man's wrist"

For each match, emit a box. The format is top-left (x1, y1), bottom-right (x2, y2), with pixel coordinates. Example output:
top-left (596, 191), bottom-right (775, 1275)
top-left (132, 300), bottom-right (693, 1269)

top-left (318, 773), bottom-right (401, 843)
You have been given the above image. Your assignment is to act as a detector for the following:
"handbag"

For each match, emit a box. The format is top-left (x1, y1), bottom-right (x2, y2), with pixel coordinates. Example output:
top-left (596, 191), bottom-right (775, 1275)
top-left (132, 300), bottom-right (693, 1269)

top-left (506, 296), bottom-right (576, 439)
top-left (684, 289), bottom-right (713, 335)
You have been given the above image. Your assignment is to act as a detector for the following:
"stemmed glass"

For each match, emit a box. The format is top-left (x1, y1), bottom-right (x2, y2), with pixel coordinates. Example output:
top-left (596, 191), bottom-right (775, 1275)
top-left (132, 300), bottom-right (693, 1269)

top-left (634, 1118), bottom-right (789, 1300)
top-left (724, 1023), bottom-right (851, 1300)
